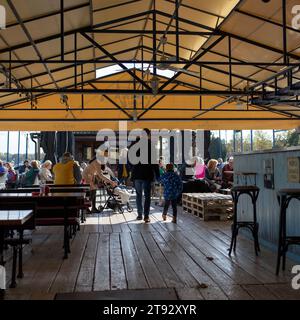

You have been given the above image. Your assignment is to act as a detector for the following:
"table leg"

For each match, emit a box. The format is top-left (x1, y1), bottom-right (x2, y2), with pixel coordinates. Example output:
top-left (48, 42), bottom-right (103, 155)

top-left (276, 196), bottom-right (284, 275)
top-left (17, 230), bottom-right (24, 278)
top-left (0, 230), bottom-right (5, 266)
top-left (9, 246), bottom-right (17, 288)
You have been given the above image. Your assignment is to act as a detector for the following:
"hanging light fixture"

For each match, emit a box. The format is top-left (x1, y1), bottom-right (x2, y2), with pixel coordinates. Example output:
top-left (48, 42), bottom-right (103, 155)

top-left (60, 94), bottom-right (69, 109)
top-left (150, 76), bottom-right (159, 96)
top-left (132, 109), bottom-right (138, 122)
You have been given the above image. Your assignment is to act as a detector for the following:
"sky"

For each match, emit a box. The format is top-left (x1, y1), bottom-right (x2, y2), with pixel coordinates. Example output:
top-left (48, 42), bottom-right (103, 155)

top-left (0, 131), bottom-right (36, 155)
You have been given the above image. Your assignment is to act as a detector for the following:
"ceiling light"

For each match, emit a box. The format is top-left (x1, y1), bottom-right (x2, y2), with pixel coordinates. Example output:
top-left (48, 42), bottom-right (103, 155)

top-left (132, 109), bottom-right (138, 122)
top-left (60, 94), bottom-right (69, 108)
top-left (150, 76), bottom-right (159, 96)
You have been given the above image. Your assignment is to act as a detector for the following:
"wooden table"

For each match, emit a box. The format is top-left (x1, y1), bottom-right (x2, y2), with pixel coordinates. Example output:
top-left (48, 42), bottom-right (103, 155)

top-left (15, 187), bottom-right (90, 193)
top-left (0, 210), bottom-right (34, 227)
top-left (0, 193), bottom-right (86, 259)
top-left (0, 210), bottom-right (34, 290)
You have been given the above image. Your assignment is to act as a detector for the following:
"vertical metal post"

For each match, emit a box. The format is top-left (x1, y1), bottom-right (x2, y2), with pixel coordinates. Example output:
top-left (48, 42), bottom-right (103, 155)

top-left (282, 0), bottom-right (287, 65)
top-left (241, 130), bottom-right (244, 153)
top-left (159, 136), bottom-right (163, 158)
top-left (141, 37), bottom-right (145, 109)
top-left (170, 135), bottom-right (175, 164)
top-left (233, 130), bottom-right (236, 153)
top-left (61, 0), bottom-right (64, 61)
top-left (250, 130), bottom-right (253, 151)
top-left (273, 130), bottom-right (276, 148)
top-left (133, 64), bottom-right (137, 112)
top-left (6, 131), bottom-right (10, 162)
top-left (181, 130), bottom-right (185, 164)
top-left (25, 133), bottom-right (28, 160)
top-left (199, 66), bottom-right (202, 110)
top-left (81, 64), bottom-right (84, 110)
top-left (152, 3), bottom-right (157, 76)
top-left (175, 0), bottom-right (179, 61)
top-left (219, 130), bottom-right (222, 158)
top-left (17, 131), bottom-right (20, 166)
top-left (9, 51), bottom-right (12, 89)
top-left (228, 36), bottom-right (232, 91)
top-left (74, 32), bottom-right (77, 88)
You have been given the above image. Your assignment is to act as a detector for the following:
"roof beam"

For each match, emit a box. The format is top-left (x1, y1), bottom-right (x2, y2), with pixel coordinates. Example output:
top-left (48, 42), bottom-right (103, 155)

top-left (158, 35), bottom-right (226, 92)
top-left (0, 10), bottom-right (153, 54)
top-left (157, 10), bottom-right (300, 61)
top-left (164, 0), bottom-right (225, 20)
top-left (5, 2), bottom-right (90, 29)
top-left (7, 0), bottom-right (60, 91)
top-left (80, 32), bottom-right (151, 91)
top-left (0, 88), bottom-right (257, 95)
top-left (235, 9), bottom-right (300, 35)
top-left (89, 83), bottom-right (132, 119)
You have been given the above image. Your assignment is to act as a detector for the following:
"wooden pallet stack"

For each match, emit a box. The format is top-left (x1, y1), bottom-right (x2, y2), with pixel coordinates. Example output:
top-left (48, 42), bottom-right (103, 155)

top-left (182, 193), bottom-right (233, 221)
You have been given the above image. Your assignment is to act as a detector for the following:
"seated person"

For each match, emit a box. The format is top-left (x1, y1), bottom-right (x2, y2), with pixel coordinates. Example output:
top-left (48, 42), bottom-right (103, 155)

top-left (0, 160), bottom-right (7, 190)
top-left (40, 160), bottom-right (53, 183)
top-left (194, 157), bottom-right (206, 180)
top-left (5, 162), bottom-right (18, 189)
top-left (178, 157), bottom-right (197, 181)
top-left (23, 160), bottom-right (40, 186)
top-left (15, 160), bottom-right (31, 174)
top-left (205, 159), bottom-right (222, 192)
top-left (222, 157), bottom-right (234, 189)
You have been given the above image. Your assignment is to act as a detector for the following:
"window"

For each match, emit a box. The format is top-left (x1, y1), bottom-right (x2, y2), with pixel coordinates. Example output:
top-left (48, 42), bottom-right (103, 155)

top-left (96, 63), bottom-right (176, 79)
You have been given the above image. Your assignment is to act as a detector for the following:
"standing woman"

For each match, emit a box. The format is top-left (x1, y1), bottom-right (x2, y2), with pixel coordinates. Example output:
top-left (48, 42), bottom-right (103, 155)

top-left (82, 157), bottom-right (117, 213)
top-left (40, 160), bottom-right (53, 183)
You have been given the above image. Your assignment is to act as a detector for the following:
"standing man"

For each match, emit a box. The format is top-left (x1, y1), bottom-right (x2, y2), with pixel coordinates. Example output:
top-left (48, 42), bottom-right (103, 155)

top-left (130, 129), bottom-right (159, 223)
top-left (53, 152), bottom-right (82, 185)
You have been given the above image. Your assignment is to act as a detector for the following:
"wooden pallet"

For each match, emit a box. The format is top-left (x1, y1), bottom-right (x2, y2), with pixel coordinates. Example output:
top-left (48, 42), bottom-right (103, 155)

top-left (182, 193), bottom-right (233, 221)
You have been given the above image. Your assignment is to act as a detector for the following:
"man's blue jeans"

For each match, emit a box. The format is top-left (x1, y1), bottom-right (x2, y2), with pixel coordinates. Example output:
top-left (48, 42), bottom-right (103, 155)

top-left (134, 180), bottom-right (152, 218)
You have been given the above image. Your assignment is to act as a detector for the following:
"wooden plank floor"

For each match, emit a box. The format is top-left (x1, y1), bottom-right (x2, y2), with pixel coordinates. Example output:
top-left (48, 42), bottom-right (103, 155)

top-left (3, 202), bottom-right (300, 300)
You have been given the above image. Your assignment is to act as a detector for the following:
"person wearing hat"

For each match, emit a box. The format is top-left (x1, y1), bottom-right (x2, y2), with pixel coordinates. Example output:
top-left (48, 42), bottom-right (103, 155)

top-left (159, 163), bottom-right (183, 224)
top-left (53, 152), bottom-right (82, 185)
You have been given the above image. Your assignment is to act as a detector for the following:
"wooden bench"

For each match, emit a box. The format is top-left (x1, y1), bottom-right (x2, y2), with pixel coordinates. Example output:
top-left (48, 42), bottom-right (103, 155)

top-left (0, 193), bottom-right (85, 259)
top-left (182, 193), bottom-right (233, 221)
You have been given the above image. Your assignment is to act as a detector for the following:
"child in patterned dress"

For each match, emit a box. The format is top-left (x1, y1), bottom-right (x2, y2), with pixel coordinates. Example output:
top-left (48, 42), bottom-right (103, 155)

top-left (159, 163), bottom-right (183, 223)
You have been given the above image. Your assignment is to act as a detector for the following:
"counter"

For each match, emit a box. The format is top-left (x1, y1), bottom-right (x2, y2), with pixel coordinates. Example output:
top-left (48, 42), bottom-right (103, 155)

top-left (234, 147), bottom-right (300, 260)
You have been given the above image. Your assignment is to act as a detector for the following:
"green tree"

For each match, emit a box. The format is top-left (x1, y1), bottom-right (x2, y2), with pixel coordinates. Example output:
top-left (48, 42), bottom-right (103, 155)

top-left (253, 131), bottom-right (273, 150)
top-left (275, 130), bottom-right (299, 148)
top-left (209, 136), bottom-right (227, 160)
